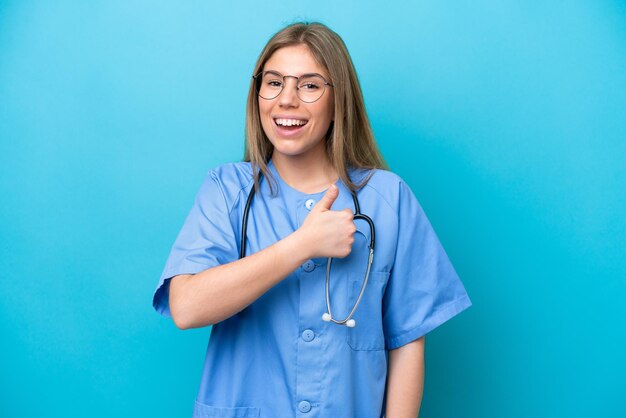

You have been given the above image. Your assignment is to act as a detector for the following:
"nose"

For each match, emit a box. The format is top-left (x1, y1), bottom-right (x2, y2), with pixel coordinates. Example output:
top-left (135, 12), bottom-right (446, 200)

top-left (278, 77), bottom-right (299, 108)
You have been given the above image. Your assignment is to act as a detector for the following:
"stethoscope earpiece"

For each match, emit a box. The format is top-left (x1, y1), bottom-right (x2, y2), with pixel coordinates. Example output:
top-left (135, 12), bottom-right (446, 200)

top-left (322, 313), bottom-right (355, 327)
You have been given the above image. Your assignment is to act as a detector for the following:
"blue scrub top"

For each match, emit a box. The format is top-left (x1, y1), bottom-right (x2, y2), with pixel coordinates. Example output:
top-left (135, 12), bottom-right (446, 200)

top-left (154, 159), bottom-right (471, 418)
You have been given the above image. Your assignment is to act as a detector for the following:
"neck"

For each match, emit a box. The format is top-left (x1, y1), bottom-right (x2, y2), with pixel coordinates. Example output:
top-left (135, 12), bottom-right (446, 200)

top-left (271, 148), bottom-right (338, 194)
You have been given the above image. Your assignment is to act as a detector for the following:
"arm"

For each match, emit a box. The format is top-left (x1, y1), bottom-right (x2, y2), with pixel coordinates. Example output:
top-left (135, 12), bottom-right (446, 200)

top-left (169, 184), bottom-right (356, 329)
top-left (385, 336), bottom-right (425, 418)
top-left (169, 230), bottom-right (309, 329)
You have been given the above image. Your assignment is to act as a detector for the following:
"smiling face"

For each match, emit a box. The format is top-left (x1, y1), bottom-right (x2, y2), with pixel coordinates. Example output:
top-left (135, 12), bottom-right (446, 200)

top-left (258, 44), bottom-right (335, 164)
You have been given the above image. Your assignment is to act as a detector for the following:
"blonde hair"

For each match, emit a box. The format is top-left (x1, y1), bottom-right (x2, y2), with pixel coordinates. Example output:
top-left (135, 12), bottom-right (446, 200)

top-left (244, 22), bottom-right (387, 194)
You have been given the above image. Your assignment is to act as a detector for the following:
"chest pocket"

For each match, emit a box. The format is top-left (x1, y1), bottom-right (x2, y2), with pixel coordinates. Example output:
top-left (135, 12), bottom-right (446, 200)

top-left (345, 270), bottom-right (389, 351)
top-left (193, 402), bottom-right (260, 418)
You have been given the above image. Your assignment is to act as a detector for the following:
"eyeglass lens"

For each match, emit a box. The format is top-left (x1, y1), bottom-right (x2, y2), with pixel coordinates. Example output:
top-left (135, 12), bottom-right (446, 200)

top-left (256, 71), bottom-right (327, 103)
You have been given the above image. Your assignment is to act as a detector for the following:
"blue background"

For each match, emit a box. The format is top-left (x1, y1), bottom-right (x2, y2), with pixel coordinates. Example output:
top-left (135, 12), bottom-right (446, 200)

top-left (1, 1), bottom-right (625, 417)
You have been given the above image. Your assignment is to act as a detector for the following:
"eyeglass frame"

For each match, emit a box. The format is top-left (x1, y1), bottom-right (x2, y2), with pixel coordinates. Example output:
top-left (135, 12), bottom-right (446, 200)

top-left (252, 70), bottom-right (334, 103)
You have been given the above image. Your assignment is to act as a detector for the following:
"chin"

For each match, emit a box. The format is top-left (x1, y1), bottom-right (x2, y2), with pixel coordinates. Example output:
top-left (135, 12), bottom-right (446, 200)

top-left (272, 147), bottom-right (308, 158)
top-left (271, 142), bottom-right (318, 158)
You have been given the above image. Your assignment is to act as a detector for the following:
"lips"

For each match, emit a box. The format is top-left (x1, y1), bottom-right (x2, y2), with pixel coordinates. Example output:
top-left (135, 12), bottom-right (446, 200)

top-left (272, 116), bottom-right (309, 137)
top-left (273, 118), bottom-right (309, 127)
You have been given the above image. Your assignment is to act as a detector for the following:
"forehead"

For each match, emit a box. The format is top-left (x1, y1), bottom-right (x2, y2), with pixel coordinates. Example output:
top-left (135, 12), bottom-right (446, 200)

top-left (263, 44), bottom-right (328, 77)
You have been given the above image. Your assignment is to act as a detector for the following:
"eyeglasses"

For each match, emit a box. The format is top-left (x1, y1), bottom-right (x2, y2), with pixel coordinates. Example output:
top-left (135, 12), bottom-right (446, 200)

top-left (253, 70), bottom-right (333, 103)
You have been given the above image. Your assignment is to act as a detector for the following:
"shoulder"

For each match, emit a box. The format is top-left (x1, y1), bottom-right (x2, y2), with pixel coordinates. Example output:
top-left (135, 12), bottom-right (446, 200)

top-left (208, 161), bottom-right (254, 187)
top-left (198, 162), bottom-right (254, 213)
top-left (354, 168), bottom-right (415, 210)
top-left (359, 168), bottom-right (405, 190)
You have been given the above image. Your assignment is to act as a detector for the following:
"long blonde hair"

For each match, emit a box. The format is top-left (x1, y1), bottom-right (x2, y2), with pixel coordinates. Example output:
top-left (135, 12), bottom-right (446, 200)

top-left (244, 22), bottom-right (387, 194)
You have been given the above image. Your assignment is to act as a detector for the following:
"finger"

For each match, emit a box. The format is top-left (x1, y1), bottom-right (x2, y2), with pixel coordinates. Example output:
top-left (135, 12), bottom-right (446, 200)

top-left (313, 184), bottom-right (339, 211)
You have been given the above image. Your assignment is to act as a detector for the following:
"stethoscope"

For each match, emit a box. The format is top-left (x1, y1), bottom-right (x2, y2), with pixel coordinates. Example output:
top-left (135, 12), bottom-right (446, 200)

top-left (240, 170), bottom-right (376, 327)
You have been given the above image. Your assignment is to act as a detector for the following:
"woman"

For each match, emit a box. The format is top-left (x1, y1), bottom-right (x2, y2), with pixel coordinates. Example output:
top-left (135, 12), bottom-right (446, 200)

top-left (153, 22), bottom-right (471, 418)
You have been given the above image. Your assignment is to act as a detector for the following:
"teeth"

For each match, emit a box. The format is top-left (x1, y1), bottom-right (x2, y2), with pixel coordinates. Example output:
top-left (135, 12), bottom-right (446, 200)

top-left (275, 118), bottom-right (307, 127)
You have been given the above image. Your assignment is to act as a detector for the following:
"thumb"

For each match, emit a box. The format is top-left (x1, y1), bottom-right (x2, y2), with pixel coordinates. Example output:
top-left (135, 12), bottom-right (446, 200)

top-left (314, 184), bottom-right (339, 211)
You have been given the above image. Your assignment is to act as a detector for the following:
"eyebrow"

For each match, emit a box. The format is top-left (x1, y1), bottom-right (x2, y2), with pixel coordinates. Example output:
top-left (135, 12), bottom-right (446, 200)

top-left (263, 69), bottom-right (327, 79)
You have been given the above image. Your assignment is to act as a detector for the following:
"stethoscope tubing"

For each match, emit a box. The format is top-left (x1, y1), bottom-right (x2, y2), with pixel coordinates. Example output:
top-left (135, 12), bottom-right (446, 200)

top-left (324, 247), bottom-right (374, 327)
top-left (240, 169), bottom-right (376, 327)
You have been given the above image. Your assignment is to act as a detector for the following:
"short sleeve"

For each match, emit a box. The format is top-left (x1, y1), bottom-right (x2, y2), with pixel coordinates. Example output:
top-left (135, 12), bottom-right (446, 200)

top-left (152, 171), bottom-right (239, 317)
top-left (382, 180), bottom-right (472, 349)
